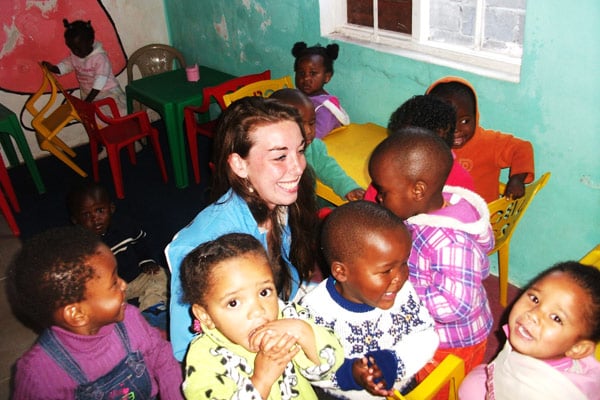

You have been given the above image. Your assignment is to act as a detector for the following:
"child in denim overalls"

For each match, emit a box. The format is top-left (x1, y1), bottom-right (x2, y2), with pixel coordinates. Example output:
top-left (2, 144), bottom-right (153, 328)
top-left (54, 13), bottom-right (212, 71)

top-left (10, 226), bottom-right (183, 399)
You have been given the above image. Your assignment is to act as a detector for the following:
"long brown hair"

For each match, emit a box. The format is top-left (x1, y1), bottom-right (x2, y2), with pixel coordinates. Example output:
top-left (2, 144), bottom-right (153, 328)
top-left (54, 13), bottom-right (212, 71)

top-left (211, 97), bottom-right (318, 299)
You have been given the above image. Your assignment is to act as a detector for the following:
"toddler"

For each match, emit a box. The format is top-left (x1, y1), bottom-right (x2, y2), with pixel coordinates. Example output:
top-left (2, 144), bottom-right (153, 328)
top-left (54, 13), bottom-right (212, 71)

top-left (292, 41), bottom-right (350, 139)
top-left (459, 261), bottom-right (600, 399)
top-left (300, 200), bottom-right (439, 399)
top-left (179, 232), bottom-right (343, 399)
top-left (67, 181), bottom-right (169, 331)
top-left (368, 128), bottom-right (494, 386)
top-left (270, 88), bottom-right (364, 202)
top-left (42, 19), bottom-right (127, 117)
top-left (10, 226), bottom-right (183, 399)
top-left (427, 76), bottom-right (534, 203)
top-left (364, 94), bottom-right (475, 202)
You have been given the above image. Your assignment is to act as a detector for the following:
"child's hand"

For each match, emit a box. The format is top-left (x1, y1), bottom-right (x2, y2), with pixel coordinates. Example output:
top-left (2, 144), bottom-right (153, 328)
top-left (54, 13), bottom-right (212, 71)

top-left (140, 262), bottom-right (161, 274)
top-left (248, 319), bottom-right (307, 352)
top-left (345, 188), bottom-right (366, 201)
top-left (504, 173), bottom-right (528, 200)
top-left (352, 356), bottom-right (394, 397)
top-left (41, 61), bottom-right (59, 74)
top-left (251, 331), bottom-right (300, 398)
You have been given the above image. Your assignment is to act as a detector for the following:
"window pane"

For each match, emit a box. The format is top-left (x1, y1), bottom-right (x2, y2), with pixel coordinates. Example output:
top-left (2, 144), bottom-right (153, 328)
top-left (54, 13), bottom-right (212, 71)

top-left (378, 0), bottom-right (412, 34)
top-left (347, 0), bottom-right (374, 27)
top-left (429, 0), bottom-right (477, 47)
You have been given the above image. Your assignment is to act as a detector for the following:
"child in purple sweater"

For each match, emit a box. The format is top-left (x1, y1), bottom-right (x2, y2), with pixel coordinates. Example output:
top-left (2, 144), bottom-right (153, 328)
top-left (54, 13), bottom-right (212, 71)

top-left (10, 226), bottom-right (183, 399)
top-left (369, 127), bottom-right (494, 392)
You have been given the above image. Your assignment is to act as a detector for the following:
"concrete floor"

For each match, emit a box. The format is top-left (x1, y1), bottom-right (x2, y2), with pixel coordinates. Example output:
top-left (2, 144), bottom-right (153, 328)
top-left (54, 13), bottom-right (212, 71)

top-left (0, 218), bottom-right (36, 399)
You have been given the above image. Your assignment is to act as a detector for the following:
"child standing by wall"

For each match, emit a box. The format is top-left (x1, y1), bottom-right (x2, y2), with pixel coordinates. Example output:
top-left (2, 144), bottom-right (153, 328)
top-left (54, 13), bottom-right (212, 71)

top-left (42, 19), bottom-right (127, 117)
top-left (459, 261), bottom-right (600, 399)
top-left (427, 76), bottom-right (535, 203)
top-left (300, 201), bottom-right (439, 399)
top-left (368, 128), bottom-right (494, 385)
top-left (66, 181), bottom-right (169, 332)
top-left (179, 233), bottom-right (343, 399)
top-left (292, 41), bottom-right (350, 139)
top-left (10, 226), bottom-right (183, 399)
top-left (270, 88), bottom-right (365, 202)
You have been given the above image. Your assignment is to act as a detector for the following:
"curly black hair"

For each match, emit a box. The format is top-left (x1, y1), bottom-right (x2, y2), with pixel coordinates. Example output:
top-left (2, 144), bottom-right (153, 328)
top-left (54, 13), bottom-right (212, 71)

top-left (388, 95), bottom-right (456, 147)
top-left (180, 233), bottom-right (272, 307)
top-left (292, 41), bottom-right (339, 75)
top-left (8, 226), bottom-right (102, 329)
top-left (63, 19), bottom-right (94, 43)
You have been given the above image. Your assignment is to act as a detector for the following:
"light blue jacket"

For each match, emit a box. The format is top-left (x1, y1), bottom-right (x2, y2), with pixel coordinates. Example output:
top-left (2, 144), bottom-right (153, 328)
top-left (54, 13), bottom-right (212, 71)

top-left (165, 190), bottom-right (299, 361)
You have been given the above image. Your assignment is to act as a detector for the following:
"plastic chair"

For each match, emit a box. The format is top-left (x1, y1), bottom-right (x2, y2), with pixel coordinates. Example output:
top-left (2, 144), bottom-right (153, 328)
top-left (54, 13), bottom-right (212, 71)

top-left (0, 103), bottom-right (45, 193)
top-left (64, 93), bottom-right (168, 199)
top-left (24, 64), bottom-right (86, 177)
top-left (0, 154), bottom-right (19, 236)
top-left (222, 75), bottom-right (294, 106)
top-left (387, 354), bottom-right (465, 400)
top-left (488, 172), bottom-right (551, 307)
top-left (183, 70), bottom-right (271, 184)
top-left (127, 43), bottom-right (187, 83)
top-left (579, 244), bottom-right (600, 360)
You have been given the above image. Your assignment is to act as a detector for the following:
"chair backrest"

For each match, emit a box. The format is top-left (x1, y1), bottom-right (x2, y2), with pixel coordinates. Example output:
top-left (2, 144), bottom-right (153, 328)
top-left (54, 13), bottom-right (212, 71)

top-left (223, 75), bottom-right (294, 106)
top-left (579, 244), bottom-right (600, 360)
top-left (200, 70), bottom-right (272, 113)
top-left (488, 172), bottom-right (551, 253)
top-left (62, 91), bottom-right (100, 140)
top-left (127, 43), bottom-right (187, 83)
top-left (388, 354), bottom-right (465, 400)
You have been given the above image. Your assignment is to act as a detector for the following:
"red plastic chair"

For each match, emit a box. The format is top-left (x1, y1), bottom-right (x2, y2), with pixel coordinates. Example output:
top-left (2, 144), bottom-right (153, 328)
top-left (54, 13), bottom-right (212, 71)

top-left (65, 93), bottom-right (168, 199)
top-left (183, 70), bottom-right (271, 184)
top-left (0, 154), bottom-right (20, 235)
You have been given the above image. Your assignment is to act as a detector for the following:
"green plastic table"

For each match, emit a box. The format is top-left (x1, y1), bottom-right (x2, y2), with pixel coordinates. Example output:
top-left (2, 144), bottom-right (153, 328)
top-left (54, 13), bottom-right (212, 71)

top-left (126, 67), bottom-right (235, 188)
top-left (0, 102), bottom-right (45, 194)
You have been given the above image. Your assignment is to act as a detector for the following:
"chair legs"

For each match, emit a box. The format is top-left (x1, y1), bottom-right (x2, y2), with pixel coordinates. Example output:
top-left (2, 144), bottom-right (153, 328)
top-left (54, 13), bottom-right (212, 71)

top-left (187, 130), bottom-right (201, 184)
top-left (40, 139), bottom-right (87, 177)
top-left (497, 245), bottom-right (510, 307)
top-left (0, 156), bottom-right (19, 236)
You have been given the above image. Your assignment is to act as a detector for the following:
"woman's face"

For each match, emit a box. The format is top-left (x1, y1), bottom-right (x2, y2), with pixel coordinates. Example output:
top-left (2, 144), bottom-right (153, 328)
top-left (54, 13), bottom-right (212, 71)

top-left (230, 120), bottom-right (306, 209)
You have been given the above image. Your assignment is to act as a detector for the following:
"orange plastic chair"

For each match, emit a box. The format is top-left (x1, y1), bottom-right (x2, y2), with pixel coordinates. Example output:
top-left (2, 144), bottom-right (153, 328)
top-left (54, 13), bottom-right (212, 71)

top-left (222, 75), bottom-right (294, 106)
top-left (183, 70), bottom-right (271, 184)
top-left (0, 154), bottom-right (19, 236)
top-left (387, 354), bottom-right (465, 400)
top-left (579, 244), bottom-right (600, 360)
top-left (24, 64), bottom-right (86, 177)
top-left (64, 93), bottom-right (168, 199)
top-left (488, 172), bottom-right (551, 307)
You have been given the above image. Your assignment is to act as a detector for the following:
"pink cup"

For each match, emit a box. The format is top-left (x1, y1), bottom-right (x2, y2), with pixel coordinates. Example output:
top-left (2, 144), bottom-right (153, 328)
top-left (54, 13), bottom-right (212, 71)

top-left (186, 64), bottom-right (200, 82)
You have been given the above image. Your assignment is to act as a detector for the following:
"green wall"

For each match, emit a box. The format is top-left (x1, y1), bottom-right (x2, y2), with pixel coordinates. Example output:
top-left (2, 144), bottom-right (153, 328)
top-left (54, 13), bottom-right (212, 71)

top-left (165, 1), bottom-right (600, 288)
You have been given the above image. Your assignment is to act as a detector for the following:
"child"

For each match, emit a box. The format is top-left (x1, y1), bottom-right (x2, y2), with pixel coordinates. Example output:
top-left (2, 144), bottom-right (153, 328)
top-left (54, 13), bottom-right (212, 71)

top-left (292, 41), bottom-right (350, 139)
top-left (66, 181), bottom-right (169, 331)
top-left (10, 226), bottom-right (183, 399)
top-left (300, 201), bottom-right (439, 399)
top-left (368, 128), bottom-right (494, 384)
top-left (42, 19), bottom-right (127, 117)
top-left (427, 76), bottom-right (535, 203)
top-left (459, 261), bottom-right (600, 399)
top-left (364, 94), bottom-right (475, 202)
top-left (270, 88), bottom-right (365, 202)
top-left (179, 232), bottom-right (343, 399)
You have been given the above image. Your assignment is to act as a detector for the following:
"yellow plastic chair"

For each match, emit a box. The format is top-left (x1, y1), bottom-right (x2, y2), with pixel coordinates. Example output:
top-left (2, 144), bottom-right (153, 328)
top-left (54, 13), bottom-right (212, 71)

top-left (387, 354), bottom-right (465, 400)
top-left (579, 244), bottom-right (600, 360)
top-left (488, 172), bottom-right (551, 307)
top-left (24, 64), bottom-right (86, 177)
top-left (222, 75), bottom-right (294, 106)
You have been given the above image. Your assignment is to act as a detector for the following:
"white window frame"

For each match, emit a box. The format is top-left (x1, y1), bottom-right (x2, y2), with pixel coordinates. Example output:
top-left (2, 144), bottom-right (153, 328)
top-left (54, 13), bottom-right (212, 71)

top-left (319, 0), bottom-right (522, 82)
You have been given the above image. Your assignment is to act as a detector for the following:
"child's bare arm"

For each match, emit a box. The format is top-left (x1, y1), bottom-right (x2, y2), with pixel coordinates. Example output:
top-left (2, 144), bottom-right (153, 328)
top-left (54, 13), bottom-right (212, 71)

top-left (84, 89), bottom-right (100, 103)
top-left (41, 61), bottom-right (59, 74)
top-left (504, 172), bottom-right (528, 199)
top-left (345, 188), bottom-right (366, 201)
top-left (251, 332), bottom-right (300, 398)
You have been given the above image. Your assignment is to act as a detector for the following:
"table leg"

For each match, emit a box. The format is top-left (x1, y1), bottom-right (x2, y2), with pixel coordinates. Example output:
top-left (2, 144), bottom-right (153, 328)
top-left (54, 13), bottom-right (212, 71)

top-left (162, 105), bottom-right (189, 189)
top-left (6, 116), bottom-right (46, 194)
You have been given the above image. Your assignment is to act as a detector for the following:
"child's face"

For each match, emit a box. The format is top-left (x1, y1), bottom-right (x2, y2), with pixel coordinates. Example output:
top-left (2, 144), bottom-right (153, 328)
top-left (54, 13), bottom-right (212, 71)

top-left (194, 254), bottom-right (279, 351)
top-left (334, 227), bottom-right (411, 310)
top-left (297, 100), bottom-right (317, 144)
top-left (80, 244), bottom-right (127, 335)
top-left (294, 55), bottom-right (331, 96)
top-left (230, 120), bottom-right (306, 210)
top-left (369, 157), bottom-right (422, 220)
top-left (66, 36), bottom-right (94, 59)
top-left (71, 194), bottom-right (114, 236)
top-left (441, 94), bottom-right (476, 148)
top-left (508, 271), bottom-right (591, 360)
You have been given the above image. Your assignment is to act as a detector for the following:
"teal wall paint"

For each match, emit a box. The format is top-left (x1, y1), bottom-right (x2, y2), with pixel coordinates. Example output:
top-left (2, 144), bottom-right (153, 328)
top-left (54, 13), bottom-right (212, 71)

top-left (165, 1), bottom-right (600, 288)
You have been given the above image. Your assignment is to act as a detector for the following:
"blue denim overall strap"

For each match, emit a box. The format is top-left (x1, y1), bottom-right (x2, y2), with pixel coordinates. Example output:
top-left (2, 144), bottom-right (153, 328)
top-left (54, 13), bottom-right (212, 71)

top-left (38, 322), bottom-right (154, 399)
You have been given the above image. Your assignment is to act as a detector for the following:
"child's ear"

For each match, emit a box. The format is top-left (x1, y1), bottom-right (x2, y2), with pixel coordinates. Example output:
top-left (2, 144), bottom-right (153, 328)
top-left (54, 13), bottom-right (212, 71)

top-left (330, 261), bottom-right (347, 282)
top-left (58, 303), bottom-right (89, 328)
top-left (412, 180), bottom-right (427, 201)
top-left (565, 339), bottom-right (596, 360)
top-left (110, 203), bottom-right (116, 214)
top-left (324, 72), bottom-right (332, 84)
top-left (192, 304), bottom-right (215, 330)
top-left (228, 153), bottom-right (248, 179)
